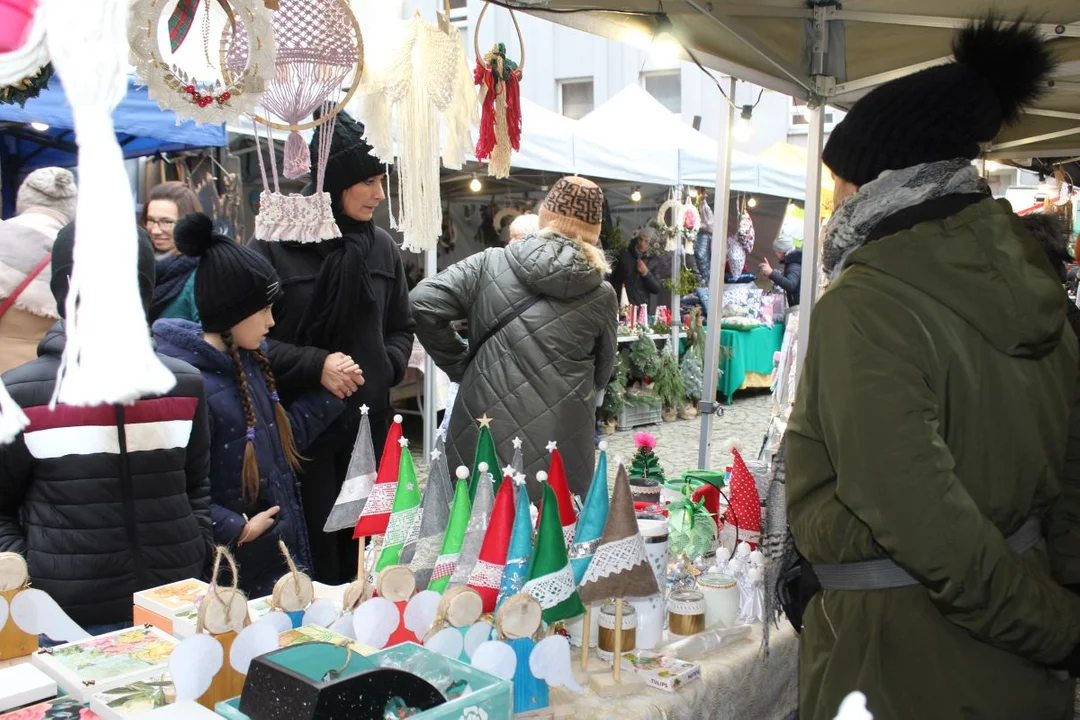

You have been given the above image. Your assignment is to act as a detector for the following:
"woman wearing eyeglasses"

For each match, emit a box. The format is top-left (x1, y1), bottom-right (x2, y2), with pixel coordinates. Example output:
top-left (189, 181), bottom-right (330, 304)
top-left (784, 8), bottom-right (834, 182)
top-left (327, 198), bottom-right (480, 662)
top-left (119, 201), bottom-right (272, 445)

top-left (145, 181), bottom-right (202, 323)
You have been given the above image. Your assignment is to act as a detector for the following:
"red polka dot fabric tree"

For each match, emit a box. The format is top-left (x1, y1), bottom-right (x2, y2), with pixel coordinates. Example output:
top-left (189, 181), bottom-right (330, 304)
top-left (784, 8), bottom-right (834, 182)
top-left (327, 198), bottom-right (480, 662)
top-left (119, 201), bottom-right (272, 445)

top-left (723, 448), bottom-right (762, 549)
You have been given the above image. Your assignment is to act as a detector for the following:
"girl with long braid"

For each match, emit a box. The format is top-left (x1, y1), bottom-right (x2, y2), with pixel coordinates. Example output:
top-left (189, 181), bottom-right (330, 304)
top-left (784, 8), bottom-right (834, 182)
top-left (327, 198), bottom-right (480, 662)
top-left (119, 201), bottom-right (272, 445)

top-left (154, 213), bottom-right (347, 595)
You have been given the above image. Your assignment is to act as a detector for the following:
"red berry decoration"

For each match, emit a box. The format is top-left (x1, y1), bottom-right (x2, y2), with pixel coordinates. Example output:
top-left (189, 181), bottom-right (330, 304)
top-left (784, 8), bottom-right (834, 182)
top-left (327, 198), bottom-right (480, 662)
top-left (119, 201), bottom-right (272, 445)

top-left (185, 85), bottom-right (195, 95)
top-left (221, 91), bottom-right (231, 101)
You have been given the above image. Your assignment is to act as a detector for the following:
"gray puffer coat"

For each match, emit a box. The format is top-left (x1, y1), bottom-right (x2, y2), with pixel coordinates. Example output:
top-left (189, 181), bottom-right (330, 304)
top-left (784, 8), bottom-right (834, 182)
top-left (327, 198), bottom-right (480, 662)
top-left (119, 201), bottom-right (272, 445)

top-left (411, 232), bottom-right (618, 499)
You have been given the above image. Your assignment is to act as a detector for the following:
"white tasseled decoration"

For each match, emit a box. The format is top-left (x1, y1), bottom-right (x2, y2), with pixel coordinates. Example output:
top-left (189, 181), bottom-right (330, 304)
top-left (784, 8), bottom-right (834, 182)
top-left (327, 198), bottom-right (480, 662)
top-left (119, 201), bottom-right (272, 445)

top-left (357, 15), bottom-right (476, 252)
top-left (43, 0), bottom-right (175, 406)
top-left (487, 87), bottom-right (512, 179)
top-left (0, 378), bottom-right (29, 445)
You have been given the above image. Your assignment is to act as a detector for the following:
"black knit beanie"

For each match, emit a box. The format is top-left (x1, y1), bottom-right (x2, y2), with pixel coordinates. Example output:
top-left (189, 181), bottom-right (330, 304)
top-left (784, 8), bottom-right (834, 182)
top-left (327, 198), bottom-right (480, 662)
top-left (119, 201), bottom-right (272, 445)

top-left (310, 109), bottom-right (387, 202)
top-left (822, 17), bottom-right (1053, 186)
top-left (52, 222), bottom-right (156, 320)
top-left (174, 213), bottom-right (283, 333)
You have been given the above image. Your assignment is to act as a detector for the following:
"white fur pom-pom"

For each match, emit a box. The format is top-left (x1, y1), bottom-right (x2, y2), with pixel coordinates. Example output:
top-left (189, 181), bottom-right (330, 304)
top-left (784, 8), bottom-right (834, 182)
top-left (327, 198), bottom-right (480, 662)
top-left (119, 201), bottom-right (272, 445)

top-left (536, 471), bottom-right (548, 483)
top-left (478, 462), bottom-right (489, 473)
top-left (598, 440), bottom-right (608, 451)
top-left (0, 378), bottom-right (30, 445)
top-left (455, 466), bottom-right (470, 480)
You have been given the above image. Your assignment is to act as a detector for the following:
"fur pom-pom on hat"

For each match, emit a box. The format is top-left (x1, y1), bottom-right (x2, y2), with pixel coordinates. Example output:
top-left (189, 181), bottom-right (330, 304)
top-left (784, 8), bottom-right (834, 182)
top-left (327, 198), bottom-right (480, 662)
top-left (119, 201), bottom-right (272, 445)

top-left (822, 16), bottom-right (1055, 186)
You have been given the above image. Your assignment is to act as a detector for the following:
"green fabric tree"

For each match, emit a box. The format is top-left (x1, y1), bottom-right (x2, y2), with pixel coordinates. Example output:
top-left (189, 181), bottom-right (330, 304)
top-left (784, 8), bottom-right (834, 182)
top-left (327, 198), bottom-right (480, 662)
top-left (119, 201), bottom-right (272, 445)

top-left (630, 433), bottom-right (666, 483)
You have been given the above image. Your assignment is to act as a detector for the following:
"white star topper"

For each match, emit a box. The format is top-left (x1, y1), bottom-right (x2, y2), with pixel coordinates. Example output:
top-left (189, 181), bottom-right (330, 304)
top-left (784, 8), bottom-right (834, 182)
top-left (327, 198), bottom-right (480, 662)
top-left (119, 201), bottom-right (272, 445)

top-left (398, 437), bottom-right (409, 448)
top-left (512, 437), bottom-right (523, 450)
top-left (359, 404), bottom-right (370, 416)
top-left (430, 448), bottom-right (442, 461)
top-left (546, 440), bottom-right (557, 453)
top-left (502, 464), bottom-right (516, 478)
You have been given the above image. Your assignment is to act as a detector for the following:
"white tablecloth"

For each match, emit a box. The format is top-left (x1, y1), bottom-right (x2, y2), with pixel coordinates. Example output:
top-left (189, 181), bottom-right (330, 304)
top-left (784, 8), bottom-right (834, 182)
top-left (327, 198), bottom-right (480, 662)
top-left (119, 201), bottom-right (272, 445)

top-left (551, 622), bottom-right (798, 720)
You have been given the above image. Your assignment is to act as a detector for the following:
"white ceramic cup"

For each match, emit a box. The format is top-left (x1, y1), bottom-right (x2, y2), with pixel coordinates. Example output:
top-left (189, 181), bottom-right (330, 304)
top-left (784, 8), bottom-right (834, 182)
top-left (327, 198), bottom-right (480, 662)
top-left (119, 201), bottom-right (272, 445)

top-left (637, 517), bottom-right (669, 592)
top-left (627, 594), bottom-right (665, 650)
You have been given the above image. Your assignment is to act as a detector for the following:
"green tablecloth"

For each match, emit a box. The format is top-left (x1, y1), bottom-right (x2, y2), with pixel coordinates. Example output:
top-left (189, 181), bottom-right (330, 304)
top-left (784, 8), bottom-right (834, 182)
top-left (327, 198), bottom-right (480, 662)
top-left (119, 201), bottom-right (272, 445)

top-left (718, 323), bottom-right (785, 402)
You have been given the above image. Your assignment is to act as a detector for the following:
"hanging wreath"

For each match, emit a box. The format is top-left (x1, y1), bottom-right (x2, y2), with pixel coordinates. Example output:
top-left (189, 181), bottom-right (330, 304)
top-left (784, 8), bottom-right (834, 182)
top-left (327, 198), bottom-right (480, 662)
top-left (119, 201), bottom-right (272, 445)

top-left (129, 0), bottom-right (276, 125)
top-left (473, 2), bottom-right (524, 179)
top-left (0, 4), bottom-right (49, 107)
top-left (0, 61), bottom-right (52, 107)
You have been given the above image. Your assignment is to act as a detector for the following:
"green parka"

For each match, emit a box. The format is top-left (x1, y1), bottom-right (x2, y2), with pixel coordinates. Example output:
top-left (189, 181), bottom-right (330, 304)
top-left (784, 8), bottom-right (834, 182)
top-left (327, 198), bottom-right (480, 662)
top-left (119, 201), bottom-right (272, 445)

top-left (787, 197), bottom-right (1080, 720)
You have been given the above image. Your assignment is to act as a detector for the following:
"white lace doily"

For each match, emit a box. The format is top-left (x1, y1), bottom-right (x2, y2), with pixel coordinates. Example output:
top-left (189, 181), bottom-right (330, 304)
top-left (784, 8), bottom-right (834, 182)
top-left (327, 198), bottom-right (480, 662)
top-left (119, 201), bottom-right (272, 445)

top-left (467, 559), bottom-right (505, 590)
top-left (522, 563), bottom-right (575, 610)
top-left (128, 0), bottom-right (275, 125)
top-left (409, 535), bottom-right (443, 573)
top-left (580, 534), bottom-right (648, 586)
top-left (383, 506), bottom-right (420, 548)
top-left (0, 8), bottom-right (48, 87)
top-left (562, 522), bottom-right (576, 547)
top-left (254, 191), bottom-right (340, 243)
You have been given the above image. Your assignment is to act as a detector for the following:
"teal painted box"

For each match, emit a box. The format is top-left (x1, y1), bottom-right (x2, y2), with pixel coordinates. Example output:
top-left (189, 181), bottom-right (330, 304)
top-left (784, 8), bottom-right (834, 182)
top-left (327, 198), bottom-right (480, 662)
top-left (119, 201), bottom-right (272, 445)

top-left (216, 642), bottom-right (512, 720)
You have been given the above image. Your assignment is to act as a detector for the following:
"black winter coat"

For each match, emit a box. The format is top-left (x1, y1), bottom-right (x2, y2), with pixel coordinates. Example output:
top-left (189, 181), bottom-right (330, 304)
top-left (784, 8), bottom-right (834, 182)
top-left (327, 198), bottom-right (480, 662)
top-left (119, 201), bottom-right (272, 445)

top-left (769, 249), bottom-right (802, 307)
top-left (0, 324), bottom-right (213, 627)
top-left (612, 246), bottom-right (663, 306)
top-left (248, 225), bottom-right (415, 426)
top-left (153, 320), bottom-right (345, 597)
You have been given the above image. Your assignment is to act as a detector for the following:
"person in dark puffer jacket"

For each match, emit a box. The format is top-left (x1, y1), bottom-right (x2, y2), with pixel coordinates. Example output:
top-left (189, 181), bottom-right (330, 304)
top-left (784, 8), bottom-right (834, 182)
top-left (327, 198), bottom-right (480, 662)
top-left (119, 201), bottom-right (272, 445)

top-left (154, 214), bottom-right (345, 597)
top-left (0, 224), bottom-right (213, 632)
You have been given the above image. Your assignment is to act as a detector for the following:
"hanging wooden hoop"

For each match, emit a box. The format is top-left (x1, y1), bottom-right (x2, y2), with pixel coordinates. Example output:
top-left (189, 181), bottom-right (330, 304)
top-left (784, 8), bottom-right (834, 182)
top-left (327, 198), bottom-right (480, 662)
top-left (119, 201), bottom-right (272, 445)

top-left (220, 0), bottom-right (363, 133)
top-left (473, 2), bottom-right (525, 76)
top-left (198, 547), bottom-right (250, 634)
top-left (272, 541), bottom-right (314, 611)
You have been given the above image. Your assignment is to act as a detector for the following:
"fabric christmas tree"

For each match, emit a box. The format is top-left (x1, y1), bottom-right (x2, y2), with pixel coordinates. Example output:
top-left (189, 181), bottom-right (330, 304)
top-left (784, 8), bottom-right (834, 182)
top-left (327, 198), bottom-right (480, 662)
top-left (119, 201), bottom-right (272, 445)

top-left (579, 463), bottom-right (660, 603)
top-left (569, 441), bottom-right (609, 584)
top-left (470, 416), bottom-right (502, 503)
top-left (523, 482), bottom-right (584, 624)
top-left (497, 474), bottom-right (534, 608)
top-left (374, 437), bottom-right (423, 572)
top-left (429, 468), bottom-right (473, 593)
top-left (509, 436), bottom-right (525, 505)
top-left (467, 477), bottom-right (516, 612)
top-left (450, 464), bottom-right (496, 585)
top-left (536, 444), bottom-right (578, 546)
top-left (723, 448), bottom-right (762, 549)
top-left (323, 405), bottom-right (377, 532)
top-left (629, 431), bottom-right (666, 483)
top-left (404, 437), bottom-right (454, 588)
top-left (354, 414), bottom-right (405, 538)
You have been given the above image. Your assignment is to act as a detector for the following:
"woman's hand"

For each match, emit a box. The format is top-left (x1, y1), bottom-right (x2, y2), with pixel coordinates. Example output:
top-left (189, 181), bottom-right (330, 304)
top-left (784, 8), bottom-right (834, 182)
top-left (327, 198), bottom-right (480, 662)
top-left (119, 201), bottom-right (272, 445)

top-left (239, 506), bottom-right (280, 545)
top-left (321, 352), bottom-right (364, 399)
top-left (758, 260), bottom-right (773, 278)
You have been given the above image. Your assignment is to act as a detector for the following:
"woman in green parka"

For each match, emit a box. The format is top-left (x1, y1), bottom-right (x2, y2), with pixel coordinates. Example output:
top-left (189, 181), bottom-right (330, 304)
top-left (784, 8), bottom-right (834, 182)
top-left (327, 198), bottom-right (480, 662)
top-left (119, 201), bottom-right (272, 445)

top-left (786, 18), bottom-right (1080, 720)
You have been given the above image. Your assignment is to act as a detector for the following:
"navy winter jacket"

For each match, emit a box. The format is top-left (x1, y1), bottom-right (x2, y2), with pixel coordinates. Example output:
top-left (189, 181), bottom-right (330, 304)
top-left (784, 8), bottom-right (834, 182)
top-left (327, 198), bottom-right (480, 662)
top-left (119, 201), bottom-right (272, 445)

top-left (153, 319), bottom-right (345, 596)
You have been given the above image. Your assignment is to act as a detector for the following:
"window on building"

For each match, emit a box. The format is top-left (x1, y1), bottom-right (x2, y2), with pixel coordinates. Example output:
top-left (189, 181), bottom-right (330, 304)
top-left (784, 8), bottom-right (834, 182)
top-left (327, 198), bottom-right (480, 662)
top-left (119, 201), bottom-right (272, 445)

top-left (559, 78), bottom-right (595, 120)
top-left (790, 99), bottom-right (840, 130)
top-left (643, 71), bottom-right (682, 113)
top-left (448, 0), bottom-right (466, 21)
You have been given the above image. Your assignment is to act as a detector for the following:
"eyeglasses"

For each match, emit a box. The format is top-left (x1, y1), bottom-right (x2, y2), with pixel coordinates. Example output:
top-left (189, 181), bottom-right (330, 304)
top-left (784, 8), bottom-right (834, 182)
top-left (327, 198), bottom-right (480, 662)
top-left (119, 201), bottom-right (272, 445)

top-left (146, 218), bottom-right (176, 230)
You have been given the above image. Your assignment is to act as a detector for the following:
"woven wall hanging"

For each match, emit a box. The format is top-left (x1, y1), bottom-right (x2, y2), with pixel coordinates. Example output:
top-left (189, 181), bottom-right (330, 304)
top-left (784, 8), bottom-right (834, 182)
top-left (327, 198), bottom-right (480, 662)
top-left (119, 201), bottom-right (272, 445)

top-left (473, 2), bottom-right (524, 180)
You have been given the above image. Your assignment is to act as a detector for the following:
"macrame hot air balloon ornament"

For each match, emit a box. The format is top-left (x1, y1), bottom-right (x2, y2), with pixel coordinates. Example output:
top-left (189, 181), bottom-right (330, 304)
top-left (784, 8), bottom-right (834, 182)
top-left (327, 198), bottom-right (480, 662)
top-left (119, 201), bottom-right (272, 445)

top-left (128, 0), bottom-right (275, 125)
top-left (473, 2), bottom-right (524, 179)
top-left (225, 0), bottom-right (363, 242)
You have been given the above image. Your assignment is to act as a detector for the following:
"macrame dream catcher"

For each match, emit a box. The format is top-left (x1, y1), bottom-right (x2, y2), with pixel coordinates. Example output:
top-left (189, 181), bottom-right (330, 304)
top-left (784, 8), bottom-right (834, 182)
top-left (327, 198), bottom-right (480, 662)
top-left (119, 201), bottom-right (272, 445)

top-left (225, 0), bottom-right (362, 242)
top-left (356, 5), bottom-right (476, 252)
top-left (128, 0), bottom-right (276, 125)
top-left (473, 2), bottom-right (524, 179)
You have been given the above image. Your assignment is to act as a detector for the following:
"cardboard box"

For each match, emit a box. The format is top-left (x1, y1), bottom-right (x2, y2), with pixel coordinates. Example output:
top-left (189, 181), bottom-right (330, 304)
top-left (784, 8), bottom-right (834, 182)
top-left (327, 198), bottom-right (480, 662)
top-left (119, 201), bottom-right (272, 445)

top-left (618, 651), bottom-right (701, 693)
top-left (89, 676), bottom-right (174, 720)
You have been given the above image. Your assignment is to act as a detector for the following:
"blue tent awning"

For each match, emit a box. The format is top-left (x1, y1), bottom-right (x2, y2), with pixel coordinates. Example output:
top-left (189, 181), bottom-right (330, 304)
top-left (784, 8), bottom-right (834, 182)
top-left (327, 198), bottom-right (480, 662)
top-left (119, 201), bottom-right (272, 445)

top-left (0, 75), bottom-right (227, 171)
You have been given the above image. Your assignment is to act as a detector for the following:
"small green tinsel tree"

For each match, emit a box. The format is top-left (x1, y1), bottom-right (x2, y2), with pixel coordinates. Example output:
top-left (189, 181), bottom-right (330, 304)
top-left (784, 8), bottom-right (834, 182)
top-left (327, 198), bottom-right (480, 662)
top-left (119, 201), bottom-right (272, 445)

top-left (631, 437), bottom-right (666, 482)
top-left (600, 354), bottom-right (628, 422)
top-left (681, 341), bottom-right (704, 404)
top-left (653, 347), bottom-right (685, 410)
top-left (628, 331), bottom-right (662, 381)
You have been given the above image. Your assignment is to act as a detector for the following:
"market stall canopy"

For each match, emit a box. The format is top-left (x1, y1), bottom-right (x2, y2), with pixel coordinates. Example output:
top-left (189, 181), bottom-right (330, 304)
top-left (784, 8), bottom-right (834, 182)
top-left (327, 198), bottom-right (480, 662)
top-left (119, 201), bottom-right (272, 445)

top-left (517, 1), bottom-right (1080, 159)
top-left (0, 76), bottom-right (227, 173)
top-left (758, 142), bottom-right (833, 214)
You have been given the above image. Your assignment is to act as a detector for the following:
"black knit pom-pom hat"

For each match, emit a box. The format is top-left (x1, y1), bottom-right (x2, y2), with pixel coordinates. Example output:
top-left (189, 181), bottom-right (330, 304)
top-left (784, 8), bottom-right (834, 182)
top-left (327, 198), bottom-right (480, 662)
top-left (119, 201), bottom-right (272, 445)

top-left (174, 213), bottom-right (283, 333)
top-left (310, 108), bottom-right (387, 199)
top-left (823, 16), bottom-right (1055, 186)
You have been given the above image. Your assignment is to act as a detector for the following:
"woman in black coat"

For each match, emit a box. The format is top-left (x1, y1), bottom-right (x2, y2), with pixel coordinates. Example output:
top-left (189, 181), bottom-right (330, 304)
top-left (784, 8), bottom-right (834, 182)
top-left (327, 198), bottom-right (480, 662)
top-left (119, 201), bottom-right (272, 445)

top-left (249, 111), bottom-right (415, 584)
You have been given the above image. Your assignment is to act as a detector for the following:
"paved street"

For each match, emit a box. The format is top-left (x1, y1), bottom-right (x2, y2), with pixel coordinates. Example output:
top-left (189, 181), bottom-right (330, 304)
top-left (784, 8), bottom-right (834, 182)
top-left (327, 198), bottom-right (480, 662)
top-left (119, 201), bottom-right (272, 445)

top-left (405, 389), bottom-right (775, 479)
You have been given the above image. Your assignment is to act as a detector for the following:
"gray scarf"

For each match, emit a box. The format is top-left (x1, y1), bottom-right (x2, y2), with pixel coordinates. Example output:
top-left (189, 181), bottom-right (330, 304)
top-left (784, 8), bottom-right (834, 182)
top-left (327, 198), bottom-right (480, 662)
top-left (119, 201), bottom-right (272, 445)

top-left (822, 158), bottom-right (983, 282)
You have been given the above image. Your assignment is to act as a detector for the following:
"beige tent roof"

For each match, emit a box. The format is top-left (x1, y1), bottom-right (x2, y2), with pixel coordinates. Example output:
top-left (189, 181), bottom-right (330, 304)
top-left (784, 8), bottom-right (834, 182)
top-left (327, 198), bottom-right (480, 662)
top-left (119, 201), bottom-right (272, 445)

top-left (519, 1), bottom-right (1080, 159)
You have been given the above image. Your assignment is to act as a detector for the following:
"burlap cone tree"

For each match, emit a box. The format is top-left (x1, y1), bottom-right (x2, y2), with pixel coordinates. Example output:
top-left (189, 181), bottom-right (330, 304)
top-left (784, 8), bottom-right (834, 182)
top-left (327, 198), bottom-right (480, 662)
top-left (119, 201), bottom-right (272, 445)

top-left (579, 463), bottom-right (659, 603)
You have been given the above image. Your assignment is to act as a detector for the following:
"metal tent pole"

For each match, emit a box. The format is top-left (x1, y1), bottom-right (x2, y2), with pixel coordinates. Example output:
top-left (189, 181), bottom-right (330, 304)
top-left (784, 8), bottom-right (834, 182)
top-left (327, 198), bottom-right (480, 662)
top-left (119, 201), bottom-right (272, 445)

top-left (423, 246), bottom-right (439, 458)
top-left (671, 184), bottom-right (682, 353)
top-left (696, 77), bottom-right (736, 470)
top-left (795, 106), bottom-right (825, 377)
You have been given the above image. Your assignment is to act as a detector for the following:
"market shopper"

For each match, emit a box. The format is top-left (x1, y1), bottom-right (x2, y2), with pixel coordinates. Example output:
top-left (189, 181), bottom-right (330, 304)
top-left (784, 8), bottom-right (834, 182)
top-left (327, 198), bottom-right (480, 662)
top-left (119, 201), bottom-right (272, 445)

top-left (412, 176), bottom-right (618, 498)
top-left (154, 214), bottom-right (345, 596)
top-left (0, 168), bottom-right (77, 373)
top-left (248, 110), bottom-right (415, 584)
top-left (0, 223), bottom-right (212, 633)
top-left (785, 18), bottom-right (1080, 720)
top-left (612, 223), bottom-right (663, 306)
top-left (146, 181), bottom-right (202, 323)
top-left (1022, 212), bottom-right (1080, 340)
top-left (508, 213), bottom-right (539, 244)
top-left (759, 235), bottom-right (801, 307)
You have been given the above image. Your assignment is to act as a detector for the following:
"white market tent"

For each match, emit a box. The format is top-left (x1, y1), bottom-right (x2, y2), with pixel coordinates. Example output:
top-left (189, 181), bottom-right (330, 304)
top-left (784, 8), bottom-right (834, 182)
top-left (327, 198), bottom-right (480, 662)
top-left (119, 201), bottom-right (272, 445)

top-left (512, 0), bottom-right (1080, 468)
